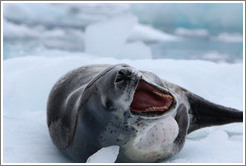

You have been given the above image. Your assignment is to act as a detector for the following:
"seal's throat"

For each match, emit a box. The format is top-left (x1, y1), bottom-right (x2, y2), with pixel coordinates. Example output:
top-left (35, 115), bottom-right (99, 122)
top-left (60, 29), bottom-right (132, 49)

top-left (130, 80), bottom-right (174, 116)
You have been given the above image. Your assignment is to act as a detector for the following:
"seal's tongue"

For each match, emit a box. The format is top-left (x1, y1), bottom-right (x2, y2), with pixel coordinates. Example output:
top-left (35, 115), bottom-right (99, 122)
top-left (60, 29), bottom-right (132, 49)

top-left (130, 80), bottom-right (173, 114)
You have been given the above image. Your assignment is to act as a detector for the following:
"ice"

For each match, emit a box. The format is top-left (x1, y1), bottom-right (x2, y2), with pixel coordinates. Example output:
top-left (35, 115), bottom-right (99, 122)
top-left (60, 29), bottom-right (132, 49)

top-left (3, 3), bottom-right (131, 27)
top-left (174, 28), bottom-right (209, 38)
top-left (3, 19), bottom-right (41, 38)
top-left (201, 51), bottom-right (229, 63)
top-left (3, 18), bottom-right (85, 52)
top-left (128, 23), bottom-right (178, 43)
top-left (86, 146), bottom-right (120, 163)
top-left (84, 14), bottom-right (137, 58)
top-left (3, 54), bottom-right (243, 163)
top-left (214, 33), bottom-right (243, 43)
top-left (4, 3), bottom-right (243, 35)
top-left (4, 12), bottom-right (178, 59)
top-left (3, 3), bottom-right (67, 25)
top-left (84, 15), bottom-right (178, 59)
top-left (131, 3), bottom-right (243, 35)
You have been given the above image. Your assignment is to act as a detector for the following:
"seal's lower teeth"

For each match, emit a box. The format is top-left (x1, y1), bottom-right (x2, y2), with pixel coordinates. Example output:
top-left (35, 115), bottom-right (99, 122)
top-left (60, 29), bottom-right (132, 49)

top-left (145, 106), bottom-right (169, 111)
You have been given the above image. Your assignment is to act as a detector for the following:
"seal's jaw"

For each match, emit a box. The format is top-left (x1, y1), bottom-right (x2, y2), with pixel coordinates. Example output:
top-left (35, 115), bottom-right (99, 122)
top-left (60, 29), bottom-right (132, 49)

top-left (130, 79), bottom-right (175, 117)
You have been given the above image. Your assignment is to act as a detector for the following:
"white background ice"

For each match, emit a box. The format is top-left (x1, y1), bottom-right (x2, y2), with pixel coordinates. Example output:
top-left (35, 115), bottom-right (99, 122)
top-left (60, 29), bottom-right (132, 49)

top-left (84, 14), bottom-right (137, 58)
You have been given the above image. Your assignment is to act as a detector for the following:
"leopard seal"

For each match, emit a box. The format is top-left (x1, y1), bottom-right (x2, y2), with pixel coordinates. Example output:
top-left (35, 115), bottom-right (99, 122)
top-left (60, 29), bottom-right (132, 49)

top-left (47, 63), bottom-right (243, 163)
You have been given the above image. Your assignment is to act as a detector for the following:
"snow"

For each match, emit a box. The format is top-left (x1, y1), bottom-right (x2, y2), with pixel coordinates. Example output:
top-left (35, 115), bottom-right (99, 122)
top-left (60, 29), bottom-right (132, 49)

top-left (167, 126), bottom-right (243, 163)
top-left (3, 54), bottom-right (243, 164)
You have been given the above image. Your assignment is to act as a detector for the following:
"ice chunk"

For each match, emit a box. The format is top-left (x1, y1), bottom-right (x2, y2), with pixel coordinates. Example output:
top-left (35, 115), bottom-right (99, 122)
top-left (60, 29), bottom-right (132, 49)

top-left (128, 23), bottom-right (178, 43)
top-left (3, 3), bottom-right (66, 24)
top-left (86, 145), bottom-right (120, 163)
top-left (174, 28), bottom-right (209, 38)
top-left (214, 33), bottom-right (243, 43)
top-left (84, 14), bottom-right (137, 58)
top-left (3, 19), bottom-right (40, 38)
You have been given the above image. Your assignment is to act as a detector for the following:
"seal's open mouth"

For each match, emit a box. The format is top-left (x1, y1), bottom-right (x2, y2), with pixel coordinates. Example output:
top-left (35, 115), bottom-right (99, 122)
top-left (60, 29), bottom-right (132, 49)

top-left (130, 80), bottom-right (174, 116)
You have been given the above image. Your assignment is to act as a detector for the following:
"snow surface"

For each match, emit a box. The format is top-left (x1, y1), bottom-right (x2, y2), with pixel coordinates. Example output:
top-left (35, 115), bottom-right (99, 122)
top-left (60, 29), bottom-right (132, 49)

top-left (3, 53), bottom-right (243, 164)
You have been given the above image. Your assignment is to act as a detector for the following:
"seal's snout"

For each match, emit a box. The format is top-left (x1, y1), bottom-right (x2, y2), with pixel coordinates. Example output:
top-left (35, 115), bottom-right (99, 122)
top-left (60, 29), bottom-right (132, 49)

top-left (115, 68), bottom-right (135, 83)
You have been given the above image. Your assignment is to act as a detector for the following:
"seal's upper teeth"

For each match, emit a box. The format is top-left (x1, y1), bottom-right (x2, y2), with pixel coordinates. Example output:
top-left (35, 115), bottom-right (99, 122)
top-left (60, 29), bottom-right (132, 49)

top-left (153, 91), bottom-right (173, 99)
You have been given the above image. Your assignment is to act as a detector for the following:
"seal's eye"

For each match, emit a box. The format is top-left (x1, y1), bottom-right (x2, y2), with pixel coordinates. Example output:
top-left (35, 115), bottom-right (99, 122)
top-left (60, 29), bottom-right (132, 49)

top-left (130, 80), bottom-right (175, 117)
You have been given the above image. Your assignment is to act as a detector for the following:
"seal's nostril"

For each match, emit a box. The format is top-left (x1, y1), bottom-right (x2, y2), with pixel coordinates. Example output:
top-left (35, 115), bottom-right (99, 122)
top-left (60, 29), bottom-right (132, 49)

top-left (118, 69), bottom-right (125, 76)
top-left (115, 69), bottom-right (133, 83)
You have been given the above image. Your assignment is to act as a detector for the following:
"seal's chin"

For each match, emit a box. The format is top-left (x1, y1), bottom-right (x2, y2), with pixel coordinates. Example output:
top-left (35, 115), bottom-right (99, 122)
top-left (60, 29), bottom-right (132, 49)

top-left (130, 79), bottom-right (174, 117)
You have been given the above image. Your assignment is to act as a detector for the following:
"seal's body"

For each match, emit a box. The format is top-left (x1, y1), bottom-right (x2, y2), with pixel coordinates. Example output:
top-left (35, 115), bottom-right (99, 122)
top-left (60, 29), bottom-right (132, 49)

top-left (47, 64), bottom-right (243, 163)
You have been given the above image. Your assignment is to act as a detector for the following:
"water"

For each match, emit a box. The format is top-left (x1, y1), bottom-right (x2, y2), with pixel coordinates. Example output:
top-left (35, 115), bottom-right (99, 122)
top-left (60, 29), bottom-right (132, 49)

top-left (4, 36), bottom-right (243, 64)
top-left (151, 38), bottom-right (243, 63)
